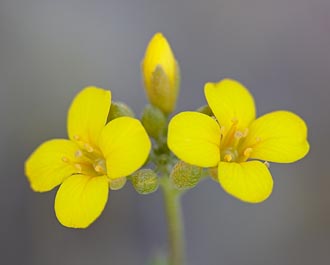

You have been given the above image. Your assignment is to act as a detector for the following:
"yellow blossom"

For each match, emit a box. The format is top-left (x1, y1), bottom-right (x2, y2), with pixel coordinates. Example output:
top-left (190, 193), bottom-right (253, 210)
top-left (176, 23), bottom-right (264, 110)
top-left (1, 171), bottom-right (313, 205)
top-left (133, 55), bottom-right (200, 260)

top-left (25, 87), bottom-right (151, 228)
top-left (141, 32), bottom-right (180, 114)
top-left (167, 79), bottom-right (309, 203)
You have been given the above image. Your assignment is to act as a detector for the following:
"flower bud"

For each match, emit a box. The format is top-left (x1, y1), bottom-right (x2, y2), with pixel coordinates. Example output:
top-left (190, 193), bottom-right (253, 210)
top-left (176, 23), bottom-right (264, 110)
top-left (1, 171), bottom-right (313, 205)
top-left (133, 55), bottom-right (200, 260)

top-left (131, 169), bottom-right (159, 195)
top-left (109, 177), bottom-right (127, 190)
top-left (141, 33), bottom-right (180, 114)
top-left (170, 161), bottom-right (202, 190)
top-left (141, 104), bottom-right (167, 139)
top-left (108, 101), bottom-right (135, 121)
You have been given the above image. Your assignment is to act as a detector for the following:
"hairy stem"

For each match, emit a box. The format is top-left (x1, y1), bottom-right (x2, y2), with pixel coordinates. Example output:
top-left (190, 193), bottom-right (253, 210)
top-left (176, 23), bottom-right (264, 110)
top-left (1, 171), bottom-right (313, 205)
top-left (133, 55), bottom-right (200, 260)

top-left (161, 177), bottom-right (185, 265)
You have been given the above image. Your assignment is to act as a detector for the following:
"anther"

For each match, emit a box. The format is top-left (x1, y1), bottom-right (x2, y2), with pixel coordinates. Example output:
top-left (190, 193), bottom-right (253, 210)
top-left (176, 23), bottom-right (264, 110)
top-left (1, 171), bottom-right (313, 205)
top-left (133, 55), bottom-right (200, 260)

top-left (242, 128), bottom-right (249, 137)
top-left (61, 156), bottom-right (69, 163)
top-left (73, 135), bottom-right (80, 141)
top-left (224, 154), bottom-right (233, 162)
top-left (94, 165), bottom-right (104, 173)
top-left (264, 161), bottom-right (270, 168)
top-left (234, 131), bottom-right (243, 139)
top-left (243, 147), bottom-right (253, 157)
top-left (75, 150), bottom-right (83, 158)
top-left (74, 163), bottom-right (82, 172)
top-left (84, 143), bottom-right (94, 153)
top-left (94, 159), bottom-right (107, 174)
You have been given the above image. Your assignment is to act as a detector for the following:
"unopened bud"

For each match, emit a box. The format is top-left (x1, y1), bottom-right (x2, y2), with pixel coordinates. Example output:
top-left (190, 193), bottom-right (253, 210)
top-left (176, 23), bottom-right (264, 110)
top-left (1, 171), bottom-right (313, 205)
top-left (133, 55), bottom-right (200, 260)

top-left (170, 161), bottom-right (202, 190)
top-left (108, 101), bottom-right (135, 121)
top-left (141, 33), bottom-right (180, 114)
top-left (141, 104), bottom-right (167, 139)
top-left (109, 177), bottom-right (127, 190)
top-left (131, 169), bottom-right (159, 195)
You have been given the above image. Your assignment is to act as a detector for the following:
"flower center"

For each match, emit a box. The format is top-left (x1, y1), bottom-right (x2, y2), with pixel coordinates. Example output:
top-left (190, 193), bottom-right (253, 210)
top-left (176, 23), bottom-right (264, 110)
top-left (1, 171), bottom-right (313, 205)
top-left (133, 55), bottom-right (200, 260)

top-left (220, 119), bottom-right (252, 163)
top-left (62, 136), bottom-right (107, 176)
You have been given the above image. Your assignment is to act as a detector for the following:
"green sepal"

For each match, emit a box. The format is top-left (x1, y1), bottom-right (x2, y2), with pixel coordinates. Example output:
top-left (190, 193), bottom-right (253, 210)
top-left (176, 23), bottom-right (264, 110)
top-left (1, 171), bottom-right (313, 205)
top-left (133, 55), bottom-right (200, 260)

top-left (108, 101), bottom-right (135, 121)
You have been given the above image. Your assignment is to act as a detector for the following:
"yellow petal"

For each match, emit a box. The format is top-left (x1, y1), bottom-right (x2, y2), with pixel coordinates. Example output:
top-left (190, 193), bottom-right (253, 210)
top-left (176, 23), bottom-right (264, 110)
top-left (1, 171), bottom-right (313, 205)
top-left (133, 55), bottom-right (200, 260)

top-left (241, 111), bottom-right (309, 163)
top-left (204, 79), bottom-right (256, 135)
top-left (142, 33), bottom-right (180, 114)
top-left (67, 86), bottom-right (111, 148)
top-left (55, 174), bottom-right (109, 228)
top-left (218, 161), bottom-right (273, 203)
top-left (99, 117), bottom-right (151, 179)
top-left (25, 139), bottom-right (79, 192)
top-left (167, 112), bottom-right (221, 167)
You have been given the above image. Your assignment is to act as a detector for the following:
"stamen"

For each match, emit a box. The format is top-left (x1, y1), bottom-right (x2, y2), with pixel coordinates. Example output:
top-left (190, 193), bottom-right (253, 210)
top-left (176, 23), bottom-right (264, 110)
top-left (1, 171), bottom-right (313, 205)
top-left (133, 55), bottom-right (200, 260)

top-left (94, 165), bottom-right (104, 173)
top-left (234, 131), bottom-right (243, 139)
top-left (74, 163), bottom-right (82, 172)
top-left (75, 150), bottom-right (83, 158)
top-left (93, 159), bottom-right (107, 175)
top-left (61, 156), bottom-right (69, 163)
top-left (264, 161), bottom-right (270, 168)
top-left (243, 147), bottom-right (253, 158)
top-left (221, 119), bottom-right (238, 147)
top-left (84, 143), bottom-right (94, 153)
top-left (73, 135), bottom-right (80, 141)
top-left (224, 154), bottom-right (233, 162)
top-left (242, 128), bottom-right (249, 137)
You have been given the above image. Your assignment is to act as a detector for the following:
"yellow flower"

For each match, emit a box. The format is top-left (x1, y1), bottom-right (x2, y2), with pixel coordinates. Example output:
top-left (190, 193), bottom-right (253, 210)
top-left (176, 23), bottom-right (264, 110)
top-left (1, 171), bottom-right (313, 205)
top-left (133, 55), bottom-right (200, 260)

top-left (141, 32), bottom-right (180, 114)
top-left (25, 87), bottom-right (151, 228)
top-left (168, 79), bottom-right (309, 203)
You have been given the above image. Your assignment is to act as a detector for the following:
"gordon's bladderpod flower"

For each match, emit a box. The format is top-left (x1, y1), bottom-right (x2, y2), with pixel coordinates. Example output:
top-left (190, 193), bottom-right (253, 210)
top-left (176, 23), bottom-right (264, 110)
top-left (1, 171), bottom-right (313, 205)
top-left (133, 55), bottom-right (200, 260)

top-left (25, 87), bottom-right (151, 228)
top-left (141, 32), bottom-right (180, 114)
top-left (168, 79), bottom-right (309, 203)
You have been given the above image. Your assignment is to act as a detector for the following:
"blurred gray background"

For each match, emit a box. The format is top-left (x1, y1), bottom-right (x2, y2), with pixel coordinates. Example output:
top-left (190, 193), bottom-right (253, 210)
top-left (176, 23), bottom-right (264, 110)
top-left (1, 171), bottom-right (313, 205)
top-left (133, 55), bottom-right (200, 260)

top-left (1, 0), bottom-right (329, 264)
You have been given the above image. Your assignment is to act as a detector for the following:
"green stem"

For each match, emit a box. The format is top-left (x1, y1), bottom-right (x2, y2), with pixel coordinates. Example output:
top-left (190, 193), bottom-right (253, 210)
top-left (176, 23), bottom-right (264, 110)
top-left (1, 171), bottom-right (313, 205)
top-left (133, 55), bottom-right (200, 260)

top-left (161, 178), bottom-right (185, 265)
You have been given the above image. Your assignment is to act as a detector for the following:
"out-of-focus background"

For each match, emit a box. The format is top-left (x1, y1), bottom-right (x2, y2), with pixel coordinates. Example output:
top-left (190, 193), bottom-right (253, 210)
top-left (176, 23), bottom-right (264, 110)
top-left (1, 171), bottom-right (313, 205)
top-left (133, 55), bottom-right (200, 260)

top-left (1, 0), bottom-right (329, 264)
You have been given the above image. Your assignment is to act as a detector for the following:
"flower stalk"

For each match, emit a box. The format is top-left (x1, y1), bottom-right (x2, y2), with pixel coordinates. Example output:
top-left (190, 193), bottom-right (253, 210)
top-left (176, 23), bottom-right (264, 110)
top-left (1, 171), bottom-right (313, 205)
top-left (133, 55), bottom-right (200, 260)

top-left (161, 177), bottom-right (185, 265)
